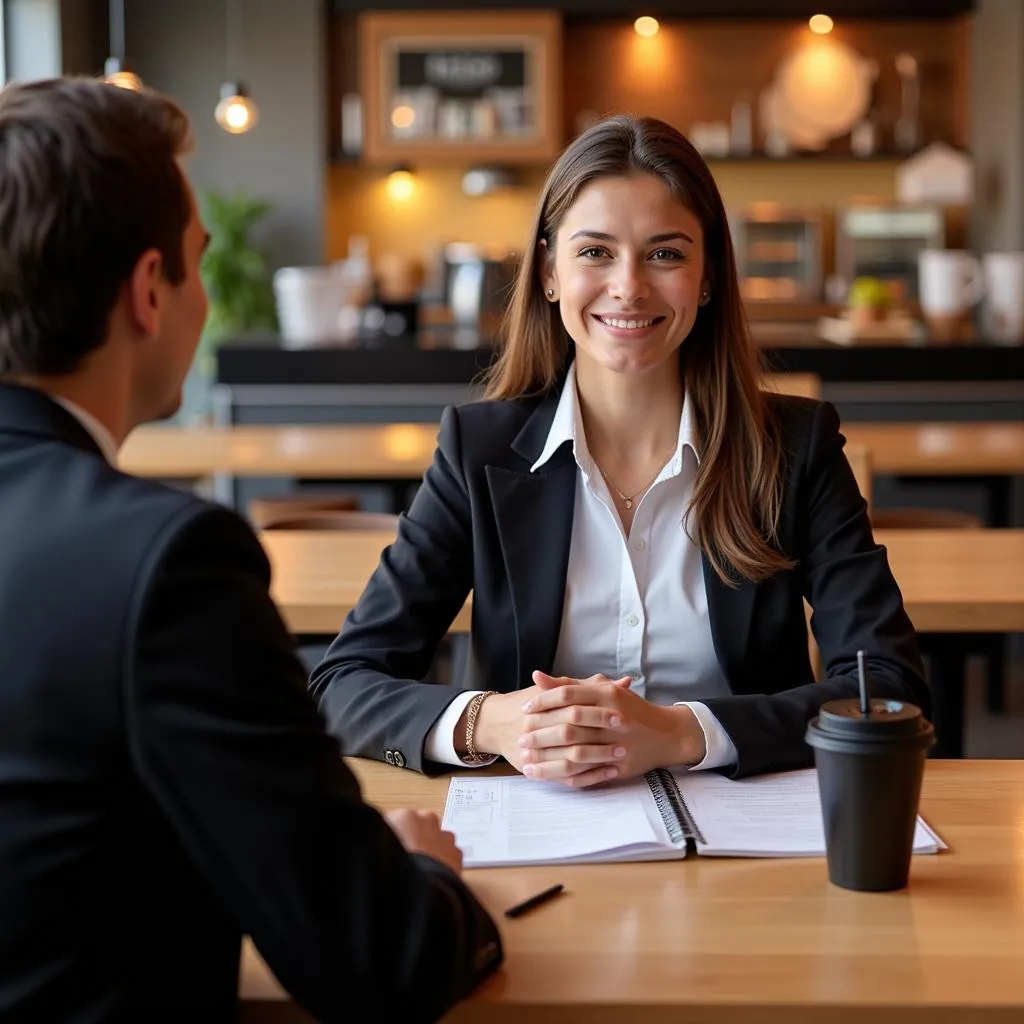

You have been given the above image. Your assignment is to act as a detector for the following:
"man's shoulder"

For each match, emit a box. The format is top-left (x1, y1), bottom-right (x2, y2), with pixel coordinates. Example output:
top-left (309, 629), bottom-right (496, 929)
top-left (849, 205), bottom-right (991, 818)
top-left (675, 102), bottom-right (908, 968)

top-left (49, 447), bottom-right (259, 579)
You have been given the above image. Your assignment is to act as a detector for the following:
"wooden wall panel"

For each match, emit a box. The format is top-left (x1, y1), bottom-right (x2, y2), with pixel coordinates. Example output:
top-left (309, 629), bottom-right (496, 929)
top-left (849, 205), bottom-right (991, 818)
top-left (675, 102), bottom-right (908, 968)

top-left (563, 17), bottom-right (971, 152)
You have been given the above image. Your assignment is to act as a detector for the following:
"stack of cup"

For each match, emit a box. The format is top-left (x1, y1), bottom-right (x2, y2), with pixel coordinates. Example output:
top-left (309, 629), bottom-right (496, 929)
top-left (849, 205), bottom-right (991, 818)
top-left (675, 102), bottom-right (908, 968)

top-left (806, 651), bottom-right (935, 892)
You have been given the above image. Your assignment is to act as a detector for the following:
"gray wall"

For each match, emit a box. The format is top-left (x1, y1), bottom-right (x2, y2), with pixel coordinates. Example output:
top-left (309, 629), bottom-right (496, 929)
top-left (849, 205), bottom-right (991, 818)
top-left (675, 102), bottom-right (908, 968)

top-left (125, 0), bottom-right (326, 268)
top-left (970, 0), bottom-right (1024, 251)
top-left (5, 0), bottom-right (61, 80)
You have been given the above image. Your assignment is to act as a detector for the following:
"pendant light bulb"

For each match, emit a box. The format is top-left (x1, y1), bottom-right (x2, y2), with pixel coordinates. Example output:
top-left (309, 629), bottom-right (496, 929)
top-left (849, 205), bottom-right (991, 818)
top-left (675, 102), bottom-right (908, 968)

top-left (215, 81), bottom-right (259, 134)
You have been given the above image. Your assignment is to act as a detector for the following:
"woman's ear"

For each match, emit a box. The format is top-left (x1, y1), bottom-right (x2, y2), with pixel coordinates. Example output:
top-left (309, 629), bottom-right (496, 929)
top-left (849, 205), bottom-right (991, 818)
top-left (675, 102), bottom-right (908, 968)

top-left (538, 238), bottom-right (557, 301)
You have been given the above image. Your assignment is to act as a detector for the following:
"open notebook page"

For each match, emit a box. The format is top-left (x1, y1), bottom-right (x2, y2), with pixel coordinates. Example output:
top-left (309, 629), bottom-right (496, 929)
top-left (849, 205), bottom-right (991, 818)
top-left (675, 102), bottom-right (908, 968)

top-left (674, 767), bottom-right (944, 857)
top-left (441, 774), bottom-right (687, 868)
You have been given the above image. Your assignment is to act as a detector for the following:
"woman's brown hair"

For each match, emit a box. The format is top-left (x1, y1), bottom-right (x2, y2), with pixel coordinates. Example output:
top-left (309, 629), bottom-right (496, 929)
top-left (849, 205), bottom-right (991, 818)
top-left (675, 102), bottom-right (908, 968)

top-left (485, 114), bottom-right (793, 585)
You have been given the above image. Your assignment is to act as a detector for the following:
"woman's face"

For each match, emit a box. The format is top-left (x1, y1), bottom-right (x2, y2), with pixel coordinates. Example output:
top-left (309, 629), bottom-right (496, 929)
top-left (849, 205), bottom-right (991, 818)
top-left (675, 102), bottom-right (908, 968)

top-left (541, 173), bottom-right (707, 380)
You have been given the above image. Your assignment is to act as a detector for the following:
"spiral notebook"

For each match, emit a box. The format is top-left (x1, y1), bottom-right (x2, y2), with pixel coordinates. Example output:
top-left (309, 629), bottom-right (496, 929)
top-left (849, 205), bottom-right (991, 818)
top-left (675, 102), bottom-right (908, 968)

top-left (441, 767), bottom-right (944, 868)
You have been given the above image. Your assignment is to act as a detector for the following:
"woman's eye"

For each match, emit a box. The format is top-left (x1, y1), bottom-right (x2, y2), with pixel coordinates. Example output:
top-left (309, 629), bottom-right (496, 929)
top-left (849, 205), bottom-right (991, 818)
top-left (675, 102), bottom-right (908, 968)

top-left (650, 248), bottom-right (683, 261)
top-left (577, 246), bottom-right (609, 259)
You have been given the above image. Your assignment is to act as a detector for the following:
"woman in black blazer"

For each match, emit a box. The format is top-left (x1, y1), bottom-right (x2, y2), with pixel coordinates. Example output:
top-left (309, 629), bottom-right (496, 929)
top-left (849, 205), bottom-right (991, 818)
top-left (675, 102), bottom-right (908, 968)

top-left (309, 115), bottom-right (927, 785)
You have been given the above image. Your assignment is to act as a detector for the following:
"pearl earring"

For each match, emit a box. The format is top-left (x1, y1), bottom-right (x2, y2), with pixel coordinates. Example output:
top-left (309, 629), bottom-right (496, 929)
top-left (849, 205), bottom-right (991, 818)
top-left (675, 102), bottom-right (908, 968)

top-left (547, 288), bottom-right (554, 298)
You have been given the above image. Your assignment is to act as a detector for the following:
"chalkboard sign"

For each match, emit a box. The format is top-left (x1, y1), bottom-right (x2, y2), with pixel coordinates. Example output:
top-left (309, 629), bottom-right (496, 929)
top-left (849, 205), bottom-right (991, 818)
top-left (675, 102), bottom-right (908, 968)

top-left (359, 12), bottom-right (562, 164)
top-left (397, 51), bottom-right (527, 94)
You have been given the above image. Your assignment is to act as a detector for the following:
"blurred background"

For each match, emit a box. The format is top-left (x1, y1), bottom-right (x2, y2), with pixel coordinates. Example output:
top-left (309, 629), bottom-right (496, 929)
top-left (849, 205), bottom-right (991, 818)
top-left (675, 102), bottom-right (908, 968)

top-left (7, 0), bottom-right (1023, 757)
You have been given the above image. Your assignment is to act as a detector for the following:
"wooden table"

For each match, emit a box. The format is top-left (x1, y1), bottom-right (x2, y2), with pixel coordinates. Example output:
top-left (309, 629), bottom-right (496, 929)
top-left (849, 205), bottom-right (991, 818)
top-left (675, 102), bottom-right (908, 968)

top-left (263, 527), bottom-right (1024, 759)
top-left (842, 421), bottom-right (1024, 476)
top-left (263, 528), bottom-right (1024, 638)
top-left (241, 758), bottom-right (1024, 1023)
top-left (119, 423), bottom-right (439, 480)
top-left (121, 421), bottom-right (1024, 480)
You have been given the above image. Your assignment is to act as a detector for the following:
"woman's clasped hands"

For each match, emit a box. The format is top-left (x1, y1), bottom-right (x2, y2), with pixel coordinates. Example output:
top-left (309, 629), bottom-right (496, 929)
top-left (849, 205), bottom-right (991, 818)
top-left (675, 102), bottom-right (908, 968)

top-left (514, 671), bottom-right (707, 788)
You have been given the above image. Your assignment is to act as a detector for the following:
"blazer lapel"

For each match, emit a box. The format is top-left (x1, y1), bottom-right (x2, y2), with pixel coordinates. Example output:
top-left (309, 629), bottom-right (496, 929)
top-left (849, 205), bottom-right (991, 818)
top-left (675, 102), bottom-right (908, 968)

top-left (702, 554), bottom-right (757, 690)
top-left (486, 388), bottom-right (577, 689)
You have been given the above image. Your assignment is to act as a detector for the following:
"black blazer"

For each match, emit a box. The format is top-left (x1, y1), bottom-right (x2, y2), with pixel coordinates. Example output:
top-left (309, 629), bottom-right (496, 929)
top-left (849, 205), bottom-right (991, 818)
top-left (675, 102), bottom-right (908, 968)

top-left (311, 386), bottom-right (928, 779)
top-left (0, 384), bottom-right (500, 1023)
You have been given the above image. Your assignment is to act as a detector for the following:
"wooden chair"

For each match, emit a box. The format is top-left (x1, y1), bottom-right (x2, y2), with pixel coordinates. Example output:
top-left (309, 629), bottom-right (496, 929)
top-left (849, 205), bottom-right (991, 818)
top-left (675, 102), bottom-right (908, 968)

top-left (258, 510), bottom-right (400, 532)
top-left (761, 372), bottom-right (822, 401)
top-left (258, 507), bottom-right (470, 687)
top-left (249, 494), bottom-right (361, 530)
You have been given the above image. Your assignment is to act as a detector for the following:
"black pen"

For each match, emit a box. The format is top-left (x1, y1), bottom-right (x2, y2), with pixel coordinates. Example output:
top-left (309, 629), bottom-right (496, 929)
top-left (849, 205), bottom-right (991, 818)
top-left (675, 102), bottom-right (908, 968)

top-left (504, 883), bottom-right (566, 919)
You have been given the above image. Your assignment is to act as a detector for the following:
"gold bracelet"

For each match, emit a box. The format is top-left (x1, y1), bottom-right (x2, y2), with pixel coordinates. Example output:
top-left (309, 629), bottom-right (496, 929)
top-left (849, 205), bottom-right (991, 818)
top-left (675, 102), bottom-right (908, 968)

top-left (464, 690), bottom-right (499, 764)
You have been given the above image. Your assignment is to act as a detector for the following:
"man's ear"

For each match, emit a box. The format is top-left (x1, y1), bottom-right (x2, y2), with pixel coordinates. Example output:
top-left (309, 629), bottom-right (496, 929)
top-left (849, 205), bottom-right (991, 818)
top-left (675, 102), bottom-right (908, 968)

top-left (538, 238), bottom-right (558, 301)
top-left (127, 249), bottom-right (164, 338)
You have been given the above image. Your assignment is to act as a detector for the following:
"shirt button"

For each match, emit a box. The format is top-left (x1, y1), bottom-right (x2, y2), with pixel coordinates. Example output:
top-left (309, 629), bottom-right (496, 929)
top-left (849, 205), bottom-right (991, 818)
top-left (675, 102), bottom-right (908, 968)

top-left (626, 613), bottom-right (640, 627)
top-left (635, 539), bottom-right (647, 551)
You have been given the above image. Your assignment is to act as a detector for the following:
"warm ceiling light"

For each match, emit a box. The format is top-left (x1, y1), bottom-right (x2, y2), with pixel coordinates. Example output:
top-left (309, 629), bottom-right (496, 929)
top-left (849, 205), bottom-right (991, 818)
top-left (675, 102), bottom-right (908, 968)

top-left (809, 14), bottom-right (834, 34)
top-left (103, 0), bottom-right (142, 90)
top-left (216, 0), bottom-right (259, 135)
top-left (385, 168), bottom-right (416, 203)
top-left (215, 82), bottom-right (259, 134)
top-left (103, 57), bottom-right (143, 91)
top-left (634, 16), bottom-right (660, 38)
top-left (390, 105), bottom-right (416, 130)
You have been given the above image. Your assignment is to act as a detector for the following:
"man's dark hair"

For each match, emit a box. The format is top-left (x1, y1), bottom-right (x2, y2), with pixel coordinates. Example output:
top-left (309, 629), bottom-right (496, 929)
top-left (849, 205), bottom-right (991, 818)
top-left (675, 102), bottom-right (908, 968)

top-left (0, 77), bottom-right (192, 376)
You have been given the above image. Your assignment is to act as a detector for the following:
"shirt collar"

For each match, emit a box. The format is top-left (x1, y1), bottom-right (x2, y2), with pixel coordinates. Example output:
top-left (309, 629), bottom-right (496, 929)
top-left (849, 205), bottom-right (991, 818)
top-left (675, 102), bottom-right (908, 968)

top-left (53, 397), bottom-right (119, 466)
top-left (530, 361), bottom-right (700, 475)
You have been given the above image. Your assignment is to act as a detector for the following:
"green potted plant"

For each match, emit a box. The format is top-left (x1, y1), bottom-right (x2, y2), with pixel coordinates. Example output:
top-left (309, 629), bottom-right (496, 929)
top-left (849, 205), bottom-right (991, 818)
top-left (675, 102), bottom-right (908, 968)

top-left (198, 189), bottom-right (277, 367)
top-left (179, 191), bottom-right (276, 423)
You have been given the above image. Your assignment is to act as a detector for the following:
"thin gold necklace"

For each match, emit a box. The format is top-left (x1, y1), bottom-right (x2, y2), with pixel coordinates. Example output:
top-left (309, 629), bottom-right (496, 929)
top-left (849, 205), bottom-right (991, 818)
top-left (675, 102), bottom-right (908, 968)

top-left (590, 449), bottom-right (674, 510)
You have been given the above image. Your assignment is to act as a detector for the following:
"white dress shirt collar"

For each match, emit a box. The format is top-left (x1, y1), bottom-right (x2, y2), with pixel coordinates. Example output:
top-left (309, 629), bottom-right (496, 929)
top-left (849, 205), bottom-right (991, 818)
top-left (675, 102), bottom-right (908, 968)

top-left (530, 360), bottom-right (699, 475)
top-left (53, 397), bottom-right (119, 466)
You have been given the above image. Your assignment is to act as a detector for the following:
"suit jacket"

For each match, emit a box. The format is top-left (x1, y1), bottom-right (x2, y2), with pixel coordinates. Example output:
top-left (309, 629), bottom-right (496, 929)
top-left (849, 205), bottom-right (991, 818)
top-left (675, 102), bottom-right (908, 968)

top-left (0, 383), bottom-right (500, 1023)
top-left (310, 386), bottom-right (928, 779)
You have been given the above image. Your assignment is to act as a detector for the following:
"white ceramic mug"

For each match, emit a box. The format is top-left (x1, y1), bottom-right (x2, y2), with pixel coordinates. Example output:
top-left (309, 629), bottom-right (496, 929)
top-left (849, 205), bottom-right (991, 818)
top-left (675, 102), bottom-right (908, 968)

top-left (918, 249), bottom-right (985, 317)
top-left (982, 251), bottom-right (1024, 344)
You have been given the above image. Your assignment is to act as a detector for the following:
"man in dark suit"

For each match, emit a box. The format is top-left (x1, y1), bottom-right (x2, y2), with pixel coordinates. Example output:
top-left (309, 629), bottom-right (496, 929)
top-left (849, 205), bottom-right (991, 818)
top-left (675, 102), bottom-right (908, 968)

top-left (0, 78), bottom-right (500, 1022)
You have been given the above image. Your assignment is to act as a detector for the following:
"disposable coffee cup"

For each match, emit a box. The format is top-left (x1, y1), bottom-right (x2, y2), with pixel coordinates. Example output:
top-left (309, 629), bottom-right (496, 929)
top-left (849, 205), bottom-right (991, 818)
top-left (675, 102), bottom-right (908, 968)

top-left (806, 697), bottom-right (934, 892)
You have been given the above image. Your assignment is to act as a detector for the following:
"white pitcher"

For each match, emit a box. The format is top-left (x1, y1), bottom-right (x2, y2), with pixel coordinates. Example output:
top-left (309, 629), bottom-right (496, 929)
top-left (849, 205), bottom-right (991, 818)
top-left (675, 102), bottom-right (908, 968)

top-left (982, 251), bottom-right (1024, 344)
top-left (918, 249), bottom-right (985, 318)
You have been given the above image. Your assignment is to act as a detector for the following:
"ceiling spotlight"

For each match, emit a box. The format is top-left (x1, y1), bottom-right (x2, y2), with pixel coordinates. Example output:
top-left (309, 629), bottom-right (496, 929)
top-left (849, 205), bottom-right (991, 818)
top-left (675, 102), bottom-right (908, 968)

top-left (385, 166), bottom-right (416, 203)
top-left (634, 16), bottom-right (660, 38)
top-left (809, 14), bottom-right (835, 34)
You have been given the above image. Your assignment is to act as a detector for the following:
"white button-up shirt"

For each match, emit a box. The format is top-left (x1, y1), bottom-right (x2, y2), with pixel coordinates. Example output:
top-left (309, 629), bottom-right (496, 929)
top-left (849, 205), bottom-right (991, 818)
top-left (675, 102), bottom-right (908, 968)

top-left (425, 363), bottom-right (738, 771)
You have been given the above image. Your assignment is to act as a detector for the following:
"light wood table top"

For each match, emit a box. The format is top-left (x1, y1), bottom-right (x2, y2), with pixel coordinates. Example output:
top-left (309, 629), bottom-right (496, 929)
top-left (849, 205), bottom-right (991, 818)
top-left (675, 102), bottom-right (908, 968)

top-left (119, 423), bottom-right (439, 479)
top-left (121, 420), bottom-right (1024, 480)
top-left (262, 528), bottom-right (1024, 637)
top-left (241, 758), bottom-right (1024, 1023)
top-left (843, 421), bottom-right (1024, 476)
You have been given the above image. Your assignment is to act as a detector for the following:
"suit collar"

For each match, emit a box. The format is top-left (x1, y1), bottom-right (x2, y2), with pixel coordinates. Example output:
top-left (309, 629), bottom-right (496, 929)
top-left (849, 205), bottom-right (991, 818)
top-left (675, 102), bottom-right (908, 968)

top-left (509, 384), bottom-right (566, 468)
top-left (52, 397), bottom-right (118, 464)
top-left (0, 382), bottom-right (107, 462)
top-left (527, 360), bottom-right (701, 477)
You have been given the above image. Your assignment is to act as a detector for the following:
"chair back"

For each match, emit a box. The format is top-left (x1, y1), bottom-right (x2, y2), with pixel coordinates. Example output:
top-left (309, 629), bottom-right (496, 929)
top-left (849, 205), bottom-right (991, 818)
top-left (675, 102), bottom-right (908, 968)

top-left (761, 373), bottom-right (822, 401)
top-left (250, 495), bottom-right (360, 530)
top-left (260, 511), bottom-right (401, 532)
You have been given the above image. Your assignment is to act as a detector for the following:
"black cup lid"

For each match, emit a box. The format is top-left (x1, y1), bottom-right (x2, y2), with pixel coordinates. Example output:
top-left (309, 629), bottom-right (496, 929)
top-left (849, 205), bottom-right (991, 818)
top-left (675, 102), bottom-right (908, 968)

top-left (813, 697), bottom-right (928, 738)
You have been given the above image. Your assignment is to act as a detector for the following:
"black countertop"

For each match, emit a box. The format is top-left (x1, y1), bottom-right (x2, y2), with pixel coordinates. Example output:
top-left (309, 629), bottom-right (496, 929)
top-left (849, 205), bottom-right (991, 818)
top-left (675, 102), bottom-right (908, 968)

top-left (216, 336), bottom-right (1024, 386)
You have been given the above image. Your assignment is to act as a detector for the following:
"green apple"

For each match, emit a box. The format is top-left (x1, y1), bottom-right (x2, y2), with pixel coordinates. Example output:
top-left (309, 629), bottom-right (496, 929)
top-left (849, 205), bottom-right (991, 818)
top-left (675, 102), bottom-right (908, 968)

top-left (848, 276), bottom-right (890, 310)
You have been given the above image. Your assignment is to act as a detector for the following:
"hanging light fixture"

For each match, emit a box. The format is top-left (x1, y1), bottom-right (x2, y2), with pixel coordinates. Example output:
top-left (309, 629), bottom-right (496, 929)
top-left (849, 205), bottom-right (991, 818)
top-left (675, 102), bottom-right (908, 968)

top-left (103, 0), bottom-right (142, 91)
top-left (215, 0), bottom-right (259, 134)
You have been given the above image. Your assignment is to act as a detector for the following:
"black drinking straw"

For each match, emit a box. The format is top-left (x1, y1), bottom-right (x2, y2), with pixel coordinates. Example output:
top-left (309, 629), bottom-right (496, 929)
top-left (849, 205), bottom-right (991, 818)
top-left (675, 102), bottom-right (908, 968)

top-left (857, 649), bottom-right (871, 716)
